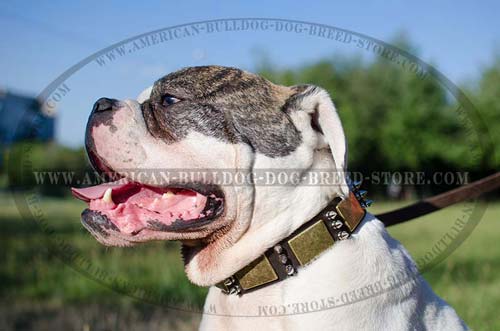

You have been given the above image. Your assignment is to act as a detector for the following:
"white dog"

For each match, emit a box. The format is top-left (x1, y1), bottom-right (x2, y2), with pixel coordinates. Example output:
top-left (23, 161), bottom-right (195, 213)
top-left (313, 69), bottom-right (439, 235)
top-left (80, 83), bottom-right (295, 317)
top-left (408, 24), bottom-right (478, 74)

top-left (72, 66), bottom-right (468, 330)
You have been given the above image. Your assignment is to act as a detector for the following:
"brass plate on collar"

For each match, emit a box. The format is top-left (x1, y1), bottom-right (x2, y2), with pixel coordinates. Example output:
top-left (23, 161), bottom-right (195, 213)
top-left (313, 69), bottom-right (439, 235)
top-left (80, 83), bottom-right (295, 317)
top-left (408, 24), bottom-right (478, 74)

top-left (336, 192), bottom-right (366, 232)
top-left (288, 220), bottom-right (334, 266)
top-left (235, 255), bottom-right (278, 291)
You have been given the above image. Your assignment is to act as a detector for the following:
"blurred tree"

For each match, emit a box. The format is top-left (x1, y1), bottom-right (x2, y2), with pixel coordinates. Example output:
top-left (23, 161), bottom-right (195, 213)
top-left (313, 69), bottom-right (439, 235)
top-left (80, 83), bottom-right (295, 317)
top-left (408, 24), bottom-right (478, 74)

top-left (470, 56), bottom-right (500, 170)
top-left (258, 35), bottom-right (480, 196)
top-left (6, 142), bottom-right (90, 196)
top-left (261, 56), bottom-right (469, 168)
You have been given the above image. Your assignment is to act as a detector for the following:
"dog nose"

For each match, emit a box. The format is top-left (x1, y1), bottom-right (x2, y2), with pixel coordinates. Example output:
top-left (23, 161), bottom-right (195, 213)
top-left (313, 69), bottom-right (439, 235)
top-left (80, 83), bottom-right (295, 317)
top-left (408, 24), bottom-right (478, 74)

top-left (92, 97), bottom-right (118, 112)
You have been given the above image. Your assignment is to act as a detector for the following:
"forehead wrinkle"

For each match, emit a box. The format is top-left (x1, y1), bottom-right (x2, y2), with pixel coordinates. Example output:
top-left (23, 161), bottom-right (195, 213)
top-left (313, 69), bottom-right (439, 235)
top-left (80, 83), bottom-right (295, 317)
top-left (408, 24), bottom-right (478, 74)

top-left (147, 65), bottom-right (301, 157)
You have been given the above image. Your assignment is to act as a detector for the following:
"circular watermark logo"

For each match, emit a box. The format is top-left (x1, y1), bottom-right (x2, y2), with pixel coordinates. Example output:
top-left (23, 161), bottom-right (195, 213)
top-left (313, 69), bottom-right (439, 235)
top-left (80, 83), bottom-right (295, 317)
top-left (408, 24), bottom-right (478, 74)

top-left (8, 18), bottom-right (492, 317)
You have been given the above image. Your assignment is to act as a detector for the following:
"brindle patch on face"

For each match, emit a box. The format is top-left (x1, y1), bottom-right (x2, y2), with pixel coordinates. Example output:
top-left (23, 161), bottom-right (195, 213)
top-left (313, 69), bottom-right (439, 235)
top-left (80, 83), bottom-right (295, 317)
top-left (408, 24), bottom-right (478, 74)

top-left (140, 66), bottom-right (303, 157)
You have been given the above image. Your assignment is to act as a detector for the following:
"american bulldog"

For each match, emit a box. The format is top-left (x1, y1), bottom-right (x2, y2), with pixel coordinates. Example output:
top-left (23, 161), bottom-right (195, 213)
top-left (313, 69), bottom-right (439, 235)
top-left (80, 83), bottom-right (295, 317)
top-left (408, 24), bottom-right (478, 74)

top-left (72, 66), bottom-right (468, 330)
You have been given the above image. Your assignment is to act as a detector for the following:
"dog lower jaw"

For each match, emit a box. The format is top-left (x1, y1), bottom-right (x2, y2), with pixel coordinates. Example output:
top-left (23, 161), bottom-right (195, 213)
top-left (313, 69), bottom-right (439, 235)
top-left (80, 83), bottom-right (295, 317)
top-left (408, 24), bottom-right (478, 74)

top-left (181, 222), bottom-right (233, 262)
top-left (181, 239), bottom-right (204, 247)
top-left (181, 220), bottom-right (249, 287)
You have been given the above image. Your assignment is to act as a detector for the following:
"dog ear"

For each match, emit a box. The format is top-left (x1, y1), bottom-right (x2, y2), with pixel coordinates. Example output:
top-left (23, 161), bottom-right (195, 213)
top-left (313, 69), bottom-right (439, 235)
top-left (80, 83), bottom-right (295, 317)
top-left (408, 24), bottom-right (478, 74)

top-left (291, 85), bottom-right (349, 197)
top-left (137, 86), bottom-right (153, 103)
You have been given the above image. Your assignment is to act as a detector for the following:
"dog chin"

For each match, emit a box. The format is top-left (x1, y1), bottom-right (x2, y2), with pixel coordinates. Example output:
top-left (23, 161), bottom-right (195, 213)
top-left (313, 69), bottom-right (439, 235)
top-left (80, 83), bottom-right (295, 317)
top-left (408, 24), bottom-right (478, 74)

top-left (181, 235), bottom-right (231, 286)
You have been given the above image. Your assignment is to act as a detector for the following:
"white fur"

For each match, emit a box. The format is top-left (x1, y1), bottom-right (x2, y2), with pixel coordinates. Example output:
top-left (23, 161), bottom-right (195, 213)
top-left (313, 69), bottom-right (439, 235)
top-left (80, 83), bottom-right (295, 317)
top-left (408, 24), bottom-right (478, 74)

top-left (200, 214), bottom-right (468, 330)
top-left (99, 84), bottom-right (467, 330)
top-left (198, 87), bottom-right (467, 330)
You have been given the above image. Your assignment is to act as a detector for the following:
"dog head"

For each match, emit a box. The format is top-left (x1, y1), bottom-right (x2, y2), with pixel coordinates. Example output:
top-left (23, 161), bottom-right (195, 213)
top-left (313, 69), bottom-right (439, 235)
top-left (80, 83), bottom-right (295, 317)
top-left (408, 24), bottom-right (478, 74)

top-left (72, 65), bottom-right (349, 285)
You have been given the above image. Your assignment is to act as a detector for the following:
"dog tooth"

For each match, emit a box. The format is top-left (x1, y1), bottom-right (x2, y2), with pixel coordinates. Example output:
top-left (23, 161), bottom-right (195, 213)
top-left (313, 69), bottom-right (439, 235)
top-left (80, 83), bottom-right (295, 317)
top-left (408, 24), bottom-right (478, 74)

top-left (103, 188), bottom-right (113, 203)
top-left (162, 191), bottom-right (175, 199)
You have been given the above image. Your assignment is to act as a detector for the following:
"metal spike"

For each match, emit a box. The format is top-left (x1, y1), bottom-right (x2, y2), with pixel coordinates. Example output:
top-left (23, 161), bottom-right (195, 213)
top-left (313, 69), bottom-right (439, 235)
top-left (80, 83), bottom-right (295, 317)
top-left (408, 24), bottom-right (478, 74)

top-left (362, 199), bottom-right (373, 208)
top-left (352, 179), bottom-right (362, 189)
top-left (356, 190), bottom-right (368, 198)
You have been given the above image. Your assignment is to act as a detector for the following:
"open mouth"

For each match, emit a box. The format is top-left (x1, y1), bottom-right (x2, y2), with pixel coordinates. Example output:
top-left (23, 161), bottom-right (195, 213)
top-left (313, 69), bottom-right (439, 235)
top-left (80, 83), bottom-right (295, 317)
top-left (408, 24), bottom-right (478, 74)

top-left (72, 178), bottom-right (224, 237)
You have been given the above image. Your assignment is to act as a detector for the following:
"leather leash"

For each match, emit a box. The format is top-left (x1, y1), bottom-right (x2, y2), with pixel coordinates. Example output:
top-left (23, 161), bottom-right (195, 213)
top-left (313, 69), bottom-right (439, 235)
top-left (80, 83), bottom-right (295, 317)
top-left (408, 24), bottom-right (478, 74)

top-left (377, 172), bottom-right (500, 227)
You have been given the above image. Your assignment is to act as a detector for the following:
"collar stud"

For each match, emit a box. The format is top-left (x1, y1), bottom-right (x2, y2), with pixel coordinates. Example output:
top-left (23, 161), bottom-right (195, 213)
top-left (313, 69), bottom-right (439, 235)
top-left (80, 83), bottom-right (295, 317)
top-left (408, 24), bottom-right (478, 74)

top-left (273, 244), bottom-right (283, 254)
top-left (285, 264), bottom-right (295, 275)
top-left (325, 210), bottom-right (338, 220)
top-left (337, 230), bottom-right (350, 240)
top-left (331, 219), bottom-right (343, 229)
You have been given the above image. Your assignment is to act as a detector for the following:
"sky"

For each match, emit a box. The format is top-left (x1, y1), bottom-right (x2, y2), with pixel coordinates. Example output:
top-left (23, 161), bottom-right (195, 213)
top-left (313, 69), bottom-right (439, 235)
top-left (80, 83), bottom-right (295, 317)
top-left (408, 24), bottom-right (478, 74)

top-left (1, 0), bottom-right (499, 147)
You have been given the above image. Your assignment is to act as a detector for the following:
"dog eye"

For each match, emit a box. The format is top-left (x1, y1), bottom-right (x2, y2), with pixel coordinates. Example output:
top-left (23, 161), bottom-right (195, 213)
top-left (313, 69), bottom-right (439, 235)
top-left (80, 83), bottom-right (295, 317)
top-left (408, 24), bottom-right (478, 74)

top-left (162, 94), bottom-right (181, 106)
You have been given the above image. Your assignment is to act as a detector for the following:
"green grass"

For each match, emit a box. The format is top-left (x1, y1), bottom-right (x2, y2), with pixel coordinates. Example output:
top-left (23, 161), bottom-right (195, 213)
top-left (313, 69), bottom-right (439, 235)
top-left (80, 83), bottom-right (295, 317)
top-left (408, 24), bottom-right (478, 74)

top-left (379, 201), bottom-right (500, 331)
top-left (0, 193), bottom-right (207, 310)
top-left (1, 193), bottom-right (499, 330)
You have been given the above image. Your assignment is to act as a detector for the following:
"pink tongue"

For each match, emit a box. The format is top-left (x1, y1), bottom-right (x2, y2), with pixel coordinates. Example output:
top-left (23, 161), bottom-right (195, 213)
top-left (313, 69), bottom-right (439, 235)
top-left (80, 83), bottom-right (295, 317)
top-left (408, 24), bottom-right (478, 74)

top-left (72, 179), bottom-right (209, 234)
top-left (71, 179), bottom-right (134, 202)
top-left (89, 189), bottom-right (207, 234)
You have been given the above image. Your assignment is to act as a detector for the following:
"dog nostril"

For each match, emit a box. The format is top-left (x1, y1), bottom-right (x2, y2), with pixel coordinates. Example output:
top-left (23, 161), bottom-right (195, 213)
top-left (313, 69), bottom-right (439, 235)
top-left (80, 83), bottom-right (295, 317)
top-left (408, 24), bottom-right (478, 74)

top-left (92, 97), bottom-right (118, 112)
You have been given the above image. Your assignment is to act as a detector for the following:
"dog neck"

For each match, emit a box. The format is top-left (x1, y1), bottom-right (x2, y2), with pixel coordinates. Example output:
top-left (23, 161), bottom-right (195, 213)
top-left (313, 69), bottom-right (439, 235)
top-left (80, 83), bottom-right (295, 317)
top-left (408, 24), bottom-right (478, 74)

top-left (184, 151), bottom-right (363, 287)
